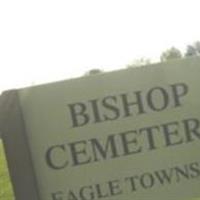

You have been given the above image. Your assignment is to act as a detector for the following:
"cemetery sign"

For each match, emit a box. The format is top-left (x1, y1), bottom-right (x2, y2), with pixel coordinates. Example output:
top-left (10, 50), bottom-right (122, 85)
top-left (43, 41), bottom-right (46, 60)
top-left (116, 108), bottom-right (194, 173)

top-left (0, 57), bottom-right (200, 200)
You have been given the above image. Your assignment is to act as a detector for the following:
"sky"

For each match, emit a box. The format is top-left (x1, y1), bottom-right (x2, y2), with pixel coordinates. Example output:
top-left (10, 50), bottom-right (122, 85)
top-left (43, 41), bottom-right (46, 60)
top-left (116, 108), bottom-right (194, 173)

top-left (0, 0), bottom-right (200, 93)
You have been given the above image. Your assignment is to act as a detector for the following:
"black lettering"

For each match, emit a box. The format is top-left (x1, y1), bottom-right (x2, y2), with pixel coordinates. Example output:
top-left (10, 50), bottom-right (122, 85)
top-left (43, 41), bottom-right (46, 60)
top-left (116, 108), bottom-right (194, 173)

top-left (51, 191), bottom-right (64, 200)
top-left (174, 166), bottom-right (190, 182)
top-left (154, 169), bottom-right (173, 185)
top-left (140, 173), bottom-right (155, 189)
top-left (162, 121), bottom-right (183, 147)
top-left (68, 190), bottom-right (78, 200)
top-left (120, 130), bottom-right (142, 155)
top-left (125, 176), bottom-right (138, 191)
top-left (95, 184), bottom-right (109, 199)
top-left (68, 103), bottom-right (89, 127)
top-left (90, 135), bottom-right (119, 162)
top-left (121, 91), bottom-right (145, 117)
top-left (89, 99), bottom-right (102, 123)
top-left (45, 144), bottom-right (68, 170)
top-left (183, 118), bottom-right (200, 142)
top-left (102, 96), bottom-right (120, 121)
top-left (139, 126), bottom-right (160, 150)
top-left (69, 140), bottom-right (91, 166)
top-left (189, 162), bottom-right (200, 178)
top-left (171, 83), bottom-right (188, 107)
top-left (80, 186), bottom-right (95, 200)
top-left (108, 179), bottom-right (123, 196)
top-left (147, 87), bottom-right (169, 111)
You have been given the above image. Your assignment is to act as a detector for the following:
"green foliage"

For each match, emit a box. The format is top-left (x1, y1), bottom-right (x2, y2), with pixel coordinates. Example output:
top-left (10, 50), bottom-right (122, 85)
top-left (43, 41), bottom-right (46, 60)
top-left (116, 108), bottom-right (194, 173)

top-left (84, 69), bottom-right (103, 76)
top-left (195, 41), bottom-right (200, 53)
top-left (185, 45), bottom-right (197, 57)
top-left (185, 41), bottom-right (200, 57)
top-left (127, 57), bottom-right (151, 68)
top-left (160, 47), bottom-right (182, 62)
top-left (0, 140), bottom-right (14, 200)
top-left (160, 41), bottom-right (200, 63)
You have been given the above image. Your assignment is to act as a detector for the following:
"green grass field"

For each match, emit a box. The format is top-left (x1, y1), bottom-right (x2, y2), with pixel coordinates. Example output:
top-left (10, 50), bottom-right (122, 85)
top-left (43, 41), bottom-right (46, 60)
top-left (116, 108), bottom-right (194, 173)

top-left (0, 139), bottom-right (14, 200)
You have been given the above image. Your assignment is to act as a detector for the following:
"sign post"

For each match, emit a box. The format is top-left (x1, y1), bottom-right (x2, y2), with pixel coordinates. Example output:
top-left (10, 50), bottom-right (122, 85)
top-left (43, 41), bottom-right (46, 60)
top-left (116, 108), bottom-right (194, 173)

top-left (1, 57), bottom-right (200, 200)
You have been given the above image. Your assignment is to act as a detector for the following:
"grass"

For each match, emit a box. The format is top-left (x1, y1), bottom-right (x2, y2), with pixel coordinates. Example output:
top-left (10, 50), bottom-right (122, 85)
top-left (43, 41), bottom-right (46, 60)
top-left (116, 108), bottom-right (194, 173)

top-left (0, 139), bottom-right (14, 200)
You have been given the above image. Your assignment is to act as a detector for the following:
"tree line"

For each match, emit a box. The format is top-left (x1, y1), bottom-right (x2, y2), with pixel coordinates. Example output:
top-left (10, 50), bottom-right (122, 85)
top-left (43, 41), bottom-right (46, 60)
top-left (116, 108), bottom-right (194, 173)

top-left (127, 41), bottom-right (200, 68)
top-left (160, 41), bottom-right (200, 62)
top-left (85, 40), bottom-right (200, 75)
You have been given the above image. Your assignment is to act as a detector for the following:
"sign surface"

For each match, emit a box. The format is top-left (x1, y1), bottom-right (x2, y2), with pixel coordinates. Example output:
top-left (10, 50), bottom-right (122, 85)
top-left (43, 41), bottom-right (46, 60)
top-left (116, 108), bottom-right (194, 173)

top-left (1, 57), bottom-right (200, 200)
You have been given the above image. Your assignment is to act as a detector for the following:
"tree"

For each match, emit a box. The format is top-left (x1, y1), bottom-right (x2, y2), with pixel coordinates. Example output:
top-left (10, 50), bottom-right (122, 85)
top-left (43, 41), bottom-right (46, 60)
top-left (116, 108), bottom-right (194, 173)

top-left (84, 69), bottom-right (103, 76)
top-left (194, 41), bottom-right (200, 53)
top-left (127, 57), bottom-right (151, 68)
top-left (185, 41), bottom-right (200, 57)
top-left (160, 47), bottom-right (182, 62)
top-left (185, 45), bottom-right (197, 57)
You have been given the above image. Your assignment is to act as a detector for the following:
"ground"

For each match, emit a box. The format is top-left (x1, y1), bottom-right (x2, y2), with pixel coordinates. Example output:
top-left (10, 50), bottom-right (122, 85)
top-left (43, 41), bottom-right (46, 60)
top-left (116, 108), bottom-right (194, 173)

top-left (0, 139), bottom-right (14, 200)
